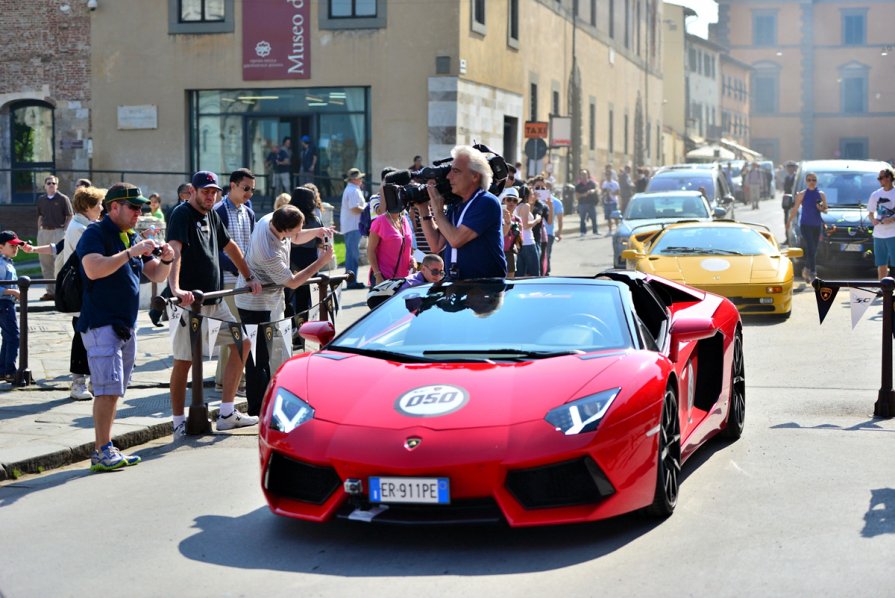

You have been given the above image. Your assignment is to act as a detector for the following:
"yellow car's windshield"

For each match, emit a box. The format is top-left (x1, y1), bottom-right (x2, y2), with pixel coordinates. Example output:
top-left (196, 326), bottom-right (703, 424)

top-left (652, 227), bottom-right (774, 256)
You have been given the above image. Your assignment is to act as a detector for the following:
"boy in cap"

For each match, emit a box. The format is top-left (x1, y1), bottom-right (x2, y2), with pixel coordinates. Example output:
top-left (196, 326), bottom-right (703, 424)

top-left (0, 231), bottom-right (25, 382)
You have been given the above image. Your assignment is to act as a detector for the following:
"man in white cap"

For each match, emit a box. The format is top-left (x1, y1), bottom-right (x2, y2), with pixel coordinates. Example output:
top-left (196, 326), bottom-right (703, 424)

top-left (340, 167), bottom-right (367, 289)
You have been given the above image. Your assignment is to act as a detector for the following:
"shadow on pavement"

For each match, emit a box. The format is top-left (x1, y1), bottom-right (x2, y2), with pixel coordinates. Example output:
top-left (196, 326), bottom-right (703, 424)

top-left (862, 488), bottom-right (895, 537)
top-left (178, 506), bottom-right (658, 576)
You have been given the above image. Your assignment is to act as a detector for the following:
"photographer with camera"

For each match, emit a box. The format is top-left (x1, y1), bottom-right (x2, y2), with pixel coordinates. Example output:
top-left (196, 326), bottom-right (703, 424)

top-left (418, 145), bottom-right (507, 280)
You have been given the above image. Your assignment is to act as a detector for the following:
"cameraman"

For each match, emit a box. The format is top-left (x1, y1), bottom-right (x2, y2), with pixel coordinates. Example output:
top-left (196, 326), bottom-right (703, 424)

top-left (420, 145), bottom-right (507, 280)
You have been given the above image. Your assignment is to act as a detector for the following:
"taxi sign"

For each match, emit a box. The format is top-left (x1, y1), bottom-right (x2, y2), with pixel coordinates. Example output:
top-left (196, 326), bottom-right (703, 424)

top-left (524, 121), bottom-right (548, 139)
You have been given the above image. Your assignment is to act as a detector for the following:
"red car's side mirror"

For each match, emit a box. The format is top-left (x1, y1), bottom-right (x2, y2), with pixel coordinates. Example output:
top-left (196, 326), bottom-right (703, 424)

top-left (299, 321), bottom-right (335, 346)
top-left (668, 317), bottom-right (717, 362)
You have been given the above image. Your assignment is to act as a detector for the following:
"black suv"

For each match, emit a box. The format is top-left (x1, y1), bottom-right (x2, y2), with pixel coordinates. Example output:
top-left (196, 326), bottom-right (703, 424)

top-left (785, 159), bottom-right (892, 272)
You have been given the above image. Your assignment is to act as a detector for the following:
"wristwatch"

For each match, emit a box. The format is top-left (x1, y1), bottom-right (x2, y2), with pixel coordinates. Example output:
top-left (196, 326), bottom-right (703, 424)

top-left (245, 274), bottom-right (256, 282)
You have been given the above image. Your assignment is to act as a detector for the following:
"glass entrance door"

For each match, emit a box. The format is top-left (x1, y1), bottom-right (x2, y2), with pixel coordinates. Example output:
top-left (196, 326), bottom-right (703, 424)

top-left (10, 101), bottom-right (55, 203)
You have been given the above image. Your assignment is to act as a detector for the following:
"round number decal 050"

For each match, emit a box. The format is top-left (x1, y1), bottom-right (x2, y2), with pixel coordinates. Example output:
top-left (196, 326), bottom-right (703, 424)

top-left (395, 385), bottom-right (469, 417)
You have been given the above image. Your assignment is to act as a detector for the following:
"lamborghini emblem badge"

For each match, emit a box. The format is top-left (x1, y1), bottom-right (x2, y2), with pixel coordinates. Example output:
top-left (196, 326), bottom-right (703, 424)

top-left (820, 287), bottom-right (833, 301)
top-left (404, 437), bottom-right (422, 450)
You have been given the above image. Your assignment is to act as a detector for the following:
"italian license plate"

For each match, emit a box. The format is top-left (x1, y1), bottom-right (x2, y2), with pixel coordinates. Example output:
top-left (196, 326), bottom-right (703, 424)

top-left (369, 477), bottom-right (450, 504)
top-left (841, 243), bottom-right (863, 252)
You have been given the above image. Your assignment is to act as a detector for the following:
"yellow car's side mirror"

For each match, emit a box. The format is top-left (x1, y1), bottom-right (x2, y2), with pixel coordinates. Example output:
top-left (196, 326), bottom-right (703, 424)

top-left (621, 249), bottom-right (643, 260)
top-left (783, 247), bottom-right (804, 258)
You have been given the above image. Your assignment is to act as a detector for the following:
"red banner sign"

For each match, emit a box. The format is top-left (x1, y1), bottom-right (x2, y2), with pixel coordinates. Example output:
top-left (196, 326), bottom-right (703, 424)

top-left (242, 0), bottom-right (311, 81)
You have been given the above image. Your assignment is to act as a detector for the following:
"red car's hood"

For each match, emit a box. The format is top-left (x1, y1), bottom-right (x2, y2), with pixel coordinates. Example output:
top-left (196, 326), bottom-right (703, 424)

top-left (293, 351), bottom-right (627, 429)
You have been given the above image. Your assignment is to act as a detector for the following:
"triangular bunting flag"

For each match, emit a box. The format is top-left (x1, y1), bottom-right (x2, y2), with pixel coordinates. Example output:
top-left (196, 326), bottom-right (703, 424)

top-left (206, 318), bottom-right (222, 359)
top-left (262, 324), bottom-right (275, 365)
top-left (849, 287), bottom-right (877, 329)
top-left (276, 318), bottom-right (293, 356)
top-left (227, 322), bottom-right (244, 361)
top-left (244, 324), bottom-right (259, 365)
top-left (188, 313), bottom-right (203, 353)
top-left (167, 304), bottom-right (185, 340)
top-left (814, 284), bottom-right (840, 324)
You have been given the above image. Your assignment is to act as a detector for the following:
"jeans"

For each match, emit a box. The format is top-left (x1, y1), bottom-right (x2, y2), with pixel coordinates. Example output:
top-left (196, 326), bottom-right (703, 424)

top-left (238, 308), bottom-right (271, 417)
top-left (344, 229), bottom-right (362, 279)
top-left (578, 202), bottom-right (598, 234)
top-left (800, 224), bottom-right (822, 273)
top-left (517, 243), bottom-right (541, 277)
top-left (0, 302), bottom-right (18, 376)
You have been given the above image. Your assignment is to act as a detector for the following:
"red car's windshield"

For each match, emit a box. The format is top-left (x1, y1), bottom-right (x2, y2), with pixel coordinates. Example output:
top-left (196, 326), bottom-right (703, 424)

top-left (329, 281), bottom-right (635, 358)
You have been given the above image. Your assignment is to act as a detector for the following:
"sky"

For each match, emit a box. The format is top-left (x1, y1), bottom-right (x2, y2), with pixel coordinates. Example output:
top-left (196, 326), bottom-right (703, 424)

top-left (667, 0), bottom-right (719, 39)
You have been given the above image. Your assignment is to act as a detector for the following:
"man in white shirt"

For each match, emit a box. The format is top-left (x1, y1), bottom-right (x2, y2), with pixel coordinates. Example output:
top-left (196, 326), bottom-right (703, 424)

top-left (340, 168), bottom-right (367, 289)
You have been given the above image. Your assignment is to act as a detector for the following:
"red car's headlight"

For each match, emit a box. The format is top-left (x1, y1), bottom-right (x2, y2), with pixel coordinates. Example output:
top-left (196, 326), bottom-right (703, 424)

top-left (545, 388), bottom-right (620, 435)
top-left (269, 387), bottom-right (314, 433)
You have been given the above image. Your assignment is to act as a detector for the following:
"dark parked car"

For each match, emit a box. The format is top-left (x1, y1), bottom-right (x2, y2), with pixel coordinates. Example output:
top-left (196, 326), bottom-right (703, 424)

top-left (611, 191), bottom-right (728, 267)
top-left (785, 159), bottom-right (892, 272)
top-left (646, 164), bottom-right (737, 219)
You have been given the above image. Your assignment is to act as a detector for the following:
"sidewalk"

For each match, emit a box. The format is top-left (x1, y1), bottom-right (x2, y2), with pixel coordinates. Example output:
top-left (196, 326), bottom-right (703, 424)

top-left (0, 275), bottom-right (374, 481)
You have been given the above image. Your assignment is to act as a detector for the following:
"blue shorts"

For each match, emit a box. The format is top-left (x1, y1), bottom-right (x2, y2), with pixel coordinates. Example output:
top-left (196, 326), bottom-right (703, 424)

top-left (874, 237), bottom-right (895, 267)
top-left (81, 325), bottom-right (136, 398)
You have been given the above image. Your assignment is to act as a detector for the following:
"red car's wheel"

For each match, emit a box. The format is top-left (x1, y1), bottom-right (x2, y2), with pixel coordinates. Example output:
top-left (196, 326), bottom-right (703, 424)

top-left (723, 330), bottom-right (745, 440)
top-left (647, 386), bottom-right (681, 517)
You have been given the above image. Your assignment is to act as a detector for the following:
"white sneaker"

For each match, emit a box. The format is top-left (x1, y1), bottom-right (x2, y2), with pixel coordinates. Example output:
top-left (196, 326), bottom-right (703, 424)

top-left (216, 409), bottom-right (259, 431)
top-left (172, 422), bottom-right (187, 442)
top-left (70, 376), bottom-right (94, 401)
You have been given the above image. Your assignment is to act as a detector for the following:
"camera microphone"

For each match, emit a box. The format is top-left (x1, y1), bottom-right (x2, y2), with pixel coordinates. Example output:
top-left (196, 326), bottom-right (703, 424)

top-left (383, 169), bottom-right (413, 185)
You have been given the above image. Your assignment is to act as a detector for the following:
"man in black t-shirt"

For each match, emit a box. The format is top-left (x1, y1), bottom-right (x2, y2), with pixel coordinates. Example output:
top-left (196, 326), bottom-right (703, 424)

top-left (166, 170), bottom-right (261, 437)
top-left (574, 169), bottom-right (598, 236)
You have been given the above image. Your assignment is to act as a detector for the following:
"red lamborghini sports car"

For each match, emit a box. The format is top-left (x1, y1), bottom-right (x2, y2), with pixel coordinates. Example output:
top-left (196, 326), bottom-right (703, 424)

top-left (258, 272), bottom-right (744, 527)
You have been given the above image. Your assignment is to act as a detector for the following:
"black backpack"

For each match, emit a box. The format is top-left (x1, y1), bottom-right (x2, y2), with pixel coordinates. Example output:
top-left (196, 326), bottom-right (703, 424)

top-left (55, 252), bottom-right (84, 313)
top-left (55, 233), bottom-right (113, 313)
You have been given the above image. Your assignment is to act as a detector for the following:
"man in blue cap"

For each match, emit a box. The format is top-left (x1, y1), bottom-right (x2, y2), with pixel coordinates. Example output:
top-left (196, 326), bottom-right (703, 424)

top-left (166, 171), bottom-right (261, 438)
top-left (299, 134), bottom-right (318, 185)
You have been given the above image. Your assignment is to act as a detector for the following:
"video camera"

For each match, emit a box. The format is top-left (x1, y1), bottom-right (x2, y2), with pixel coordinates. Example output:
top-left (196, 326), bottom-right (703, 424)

top-left (381, 143), bottom-right (509, 213)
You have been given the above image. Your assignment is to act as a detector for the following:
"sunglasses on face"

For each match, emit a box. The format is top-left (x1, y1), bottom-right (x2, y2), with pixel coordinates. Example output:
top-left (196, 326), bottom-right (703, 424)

top-left (505, 198), bottom-right (518, 204)
top-left (119, 202), bottom-right (143, 211)
top-left (806, 178), bottom-right (817, 182)
top-left (879, 176), bottom-right (891, 181)
top-left (240, 185), bottom-right (255, 194)
top-left (46, 182), bottom-right (57, 186)
top-left (427, 267), bottom-right (445, 276)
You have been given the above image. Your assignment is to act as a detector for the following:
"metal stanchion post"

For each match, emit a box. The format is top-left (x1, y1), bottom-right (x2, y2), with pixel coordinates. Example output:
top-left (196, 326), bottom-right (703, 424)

top-left (186, 290), bottom-right (212, 434)
top-left (15, 276), bottom-right (32, 386)
top-left (875, 277), bottom-right (895, 418)
top-left (317, 275), bottom-right (329, 322)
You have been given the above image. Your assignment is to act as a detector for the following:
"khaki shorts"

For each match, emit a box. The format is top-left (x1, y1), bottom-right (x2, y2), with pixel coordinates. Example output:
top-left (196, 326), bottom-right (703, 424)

top-left (171, 301), bottom-right (240, 361)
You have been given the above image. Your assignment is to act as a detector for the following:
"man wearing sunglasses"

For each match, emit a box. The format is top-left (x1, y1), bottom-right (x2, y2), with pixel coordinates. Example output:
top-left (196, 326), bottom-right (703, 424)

top-left (36, 175), bottom-right (73, 301)
top-left (78, 183), bottom-right (175, 471)
top-left (166, 171), bottom-right (261, 437)
top-left (212, 168), bottom-right (257, 395)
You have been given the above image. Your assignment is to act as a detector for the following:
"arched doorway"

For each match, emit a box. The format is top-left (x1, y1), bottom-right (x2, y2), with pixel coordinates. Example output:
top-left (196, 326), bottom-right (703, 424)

top-left (10, 100), bottom-right (55, 203)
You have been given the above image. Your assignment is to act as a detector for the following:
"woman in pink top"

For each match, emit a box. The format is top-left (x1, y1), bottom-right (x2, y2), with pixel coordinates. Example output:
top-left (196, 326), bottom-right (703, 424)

top-left (368, 205), bottom-right (413, 285)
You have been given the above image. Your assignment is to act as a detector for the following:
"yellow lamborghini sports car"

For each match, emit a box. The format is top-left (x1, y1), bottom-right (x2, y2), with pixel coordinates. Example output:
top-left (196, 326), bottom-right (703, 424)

top-left (621, 221), bottom-right (803, 317)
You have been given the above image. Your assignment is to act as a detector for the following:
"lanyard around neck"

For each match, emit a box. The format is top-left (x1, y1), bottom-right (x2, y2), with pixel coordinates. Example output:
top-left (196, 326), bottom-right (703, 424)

top-left (450, 188), bottom-right (484, 266)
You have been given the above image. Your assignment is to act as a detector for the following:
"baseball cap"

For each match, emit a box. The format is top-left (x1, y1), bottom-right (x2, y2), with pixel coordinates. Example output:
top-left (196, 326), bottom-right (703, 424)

top-left (345, 167), bottom-right (365, 181)
top-left (192, 171), bottom-right (223, 190)
top-left (301, 135), bottom-right (311, 143)
top-left (369, 195), bottom-right (382, 211)
top-left (104, 185), bottom-right (150, 207)
top-left (0, 231), bottom-right (25, 246)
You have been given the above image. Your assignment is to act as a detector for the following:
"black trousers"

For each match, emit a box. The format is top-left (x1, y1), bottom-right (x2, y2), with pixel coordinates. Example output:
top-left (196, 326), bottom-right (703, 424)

top-left (238, 308), bottom-right (271, 417)
top-left (70, 316), bottom-right (89, 375)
